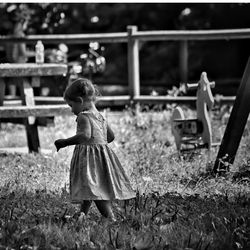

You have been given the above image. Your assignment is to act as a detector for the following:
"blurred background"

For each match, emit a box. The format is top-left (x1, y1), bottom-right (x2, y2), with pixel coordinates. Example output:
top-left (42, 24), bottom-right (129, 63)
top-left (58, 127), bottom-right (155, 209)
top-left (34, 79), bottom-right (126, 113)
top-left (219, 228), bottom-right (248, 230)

top-left (0, 2), bottom-right (250, 97)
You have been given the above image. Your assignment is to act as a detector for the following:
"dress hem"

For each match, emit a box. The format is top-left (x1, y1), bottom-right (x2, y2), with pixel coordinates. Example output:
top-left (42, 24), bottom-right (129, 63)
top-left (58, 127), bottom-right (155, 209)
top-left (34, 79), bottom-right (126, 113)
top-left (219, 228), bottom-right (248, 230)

top-left (70, 195), bottom-right (136, 203)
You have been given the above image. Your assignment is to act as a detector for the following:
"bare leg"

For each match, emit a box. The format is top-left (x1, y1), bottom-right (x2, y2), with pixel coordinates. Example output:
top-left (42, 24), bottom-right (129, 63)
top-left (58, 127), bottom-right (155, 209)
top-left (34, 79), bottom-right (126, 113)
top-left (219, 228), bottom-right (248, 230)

top-left (94, 200), bottom-right (116, 220)
top-left (80, 200), bottom-right (92, 215)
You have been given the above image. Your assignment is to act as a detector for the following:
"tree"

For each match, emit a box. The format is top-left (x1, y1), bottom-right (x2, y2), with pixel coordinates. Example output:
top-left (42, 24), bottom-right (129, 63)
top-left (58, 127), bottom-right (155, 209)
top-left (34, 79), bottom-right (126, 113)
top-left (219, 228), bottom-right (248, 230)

top-left (1, 3), bottom-right (250, 95)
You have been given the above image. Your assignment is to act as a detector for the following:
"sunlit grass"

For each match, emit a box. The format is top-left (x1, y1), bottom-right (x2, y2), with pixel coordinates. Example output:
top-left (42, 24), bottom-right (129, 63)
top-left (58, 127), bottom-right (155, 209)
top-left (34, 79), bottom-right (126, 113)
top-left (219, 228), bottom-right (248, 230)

top-left (0, 108), bottom-right (249, 249)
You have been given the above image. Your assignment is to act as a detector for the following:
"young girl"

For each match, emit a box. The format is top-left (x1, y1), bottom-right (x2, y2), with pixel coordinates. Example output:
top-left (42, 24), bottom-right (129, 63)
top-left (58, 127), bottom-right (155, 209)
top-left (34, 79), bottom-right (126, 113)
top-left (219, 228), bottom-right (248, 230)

top-left (54, 78), bottom-right (135, 221)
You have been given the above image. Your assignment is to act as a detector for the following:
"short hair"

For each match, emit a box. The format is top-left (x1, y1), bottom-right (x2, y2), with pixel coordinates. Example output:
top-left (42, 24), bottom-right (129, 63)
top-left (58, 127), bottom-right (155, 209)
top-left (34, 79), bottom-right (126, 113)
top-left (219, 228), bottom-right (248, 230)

top-left (64, 78), bottom-right (99, 102)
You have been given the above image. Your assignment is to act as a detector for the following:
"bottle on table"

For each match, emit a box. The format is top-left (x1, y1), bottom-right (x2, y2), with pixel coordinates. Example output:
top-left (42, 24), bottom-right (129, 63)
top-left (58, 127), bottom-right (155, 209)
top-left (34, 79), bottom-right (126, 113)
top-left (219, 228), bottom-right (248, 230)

top-left (35, 40), bottom-right (44, 64)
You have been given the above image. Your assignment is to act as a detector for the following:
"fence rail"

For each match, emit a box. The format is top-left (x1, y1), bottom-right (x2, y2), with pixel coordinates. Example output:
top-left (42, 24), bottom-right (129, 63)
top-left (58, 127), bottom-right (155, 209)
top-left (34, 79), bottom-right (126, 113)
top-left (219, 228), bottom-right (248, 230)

top-left (1, 28), bottom-right (250, 44)
top-left (3, 95), bottom-right (236, 108)
top-left (1, 26), bottom-right (249, 104)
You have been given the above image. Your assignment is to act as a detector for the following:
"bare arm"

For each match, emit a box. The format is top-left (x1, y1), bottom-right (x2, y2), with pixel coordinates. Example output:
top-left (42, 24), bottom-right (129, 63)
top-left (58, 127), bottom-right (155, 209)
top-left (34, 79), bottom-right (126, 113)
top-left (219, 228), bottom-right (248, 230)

top-left (107, 124), bottom-right (115, 143)
top-left (63, 132), bottom-right (90, 146)
top-left (55, 114), bottom-right (91, 151)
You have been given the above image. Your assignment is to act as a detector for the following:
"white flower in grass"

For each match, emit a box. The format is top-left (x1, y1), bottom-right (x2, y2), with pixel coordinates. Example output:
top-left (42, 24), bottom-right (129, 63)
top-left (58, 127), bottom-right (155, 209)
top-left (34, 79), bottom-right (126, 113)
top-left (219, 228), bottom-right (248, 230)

top-left (142, 176), bottom-right (153, 182)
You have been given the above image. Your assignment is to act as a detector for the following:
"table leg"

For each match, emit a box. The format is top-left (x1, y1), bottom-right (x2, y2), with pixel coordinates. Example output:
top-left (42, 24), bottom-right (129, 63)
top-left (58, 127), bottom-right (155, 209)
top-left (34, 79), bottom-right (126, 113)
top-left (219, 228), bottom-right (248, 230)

top-left (25, 123), bottom-right (40, 153)
top-left (18, 77), bottom-right (40, 153)
top-left (0, 78), bottom-right (6, 129)
top-left (0, 78), bottom-right (6, 106)
top-left (19, 78), bottom-right (36, 124)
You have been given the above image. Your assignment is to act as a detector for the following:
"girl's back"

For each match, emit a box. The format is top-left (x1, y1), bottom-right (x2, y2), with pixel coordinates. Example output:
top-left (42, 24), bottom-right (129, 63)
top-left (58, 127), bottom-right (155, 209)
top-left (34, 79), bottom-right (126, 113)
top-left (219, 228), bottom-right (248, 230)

top-left (77, 111), bottom-right (108, 145)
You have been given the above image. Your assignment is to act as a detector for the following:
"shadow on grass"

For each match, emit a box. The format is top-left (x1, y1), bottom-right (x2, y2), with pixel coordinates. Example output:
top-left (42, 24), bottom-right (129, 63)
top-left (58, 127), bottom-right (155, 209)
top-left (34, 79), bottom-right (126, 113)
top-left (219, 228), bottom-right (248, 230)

top-left (0, 185), bottom-right (249, 250)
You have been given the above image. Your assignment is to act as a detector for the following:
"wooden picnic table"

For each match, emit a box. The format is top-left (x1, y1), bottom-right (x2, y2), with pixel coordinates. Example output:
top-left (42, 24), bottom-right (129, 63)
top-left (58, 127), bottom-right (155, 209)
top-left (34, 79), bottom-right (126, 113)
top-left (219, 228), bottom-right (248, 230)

top-left (0, 63), bottom-right (68, 153)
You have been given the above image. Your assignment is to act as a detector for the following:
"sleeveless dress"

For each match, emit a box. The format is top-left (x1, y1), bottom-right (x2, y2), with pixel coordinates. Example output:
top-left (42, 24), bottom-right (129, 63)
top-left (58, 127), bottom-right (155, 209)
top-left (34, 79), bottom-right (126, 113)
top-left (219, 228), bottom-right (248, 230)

top-left (70, 111), bottom-right (135, 203)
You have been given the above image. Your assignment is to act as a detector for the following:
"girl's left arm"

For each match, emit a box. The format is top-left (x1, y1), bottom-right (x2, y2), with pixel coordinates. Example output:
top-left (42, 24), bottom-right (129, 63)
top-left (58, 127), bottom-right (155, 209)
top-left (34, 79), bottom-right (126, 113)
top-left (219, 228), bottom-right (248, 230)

top-left (107, 124), bottom-right (115, 143)
top-left (54, 114), bottom-right (91, 151)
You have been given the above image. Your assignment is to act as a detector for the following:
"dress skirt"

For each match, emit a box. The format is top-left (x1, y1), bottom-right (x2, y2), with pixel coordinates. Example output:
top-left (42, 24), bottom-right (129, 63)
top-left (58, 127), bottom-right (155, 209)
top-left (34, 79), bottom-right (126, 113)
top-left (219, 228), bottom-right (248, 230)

top-left (70, 143), bottom-right (135, 203)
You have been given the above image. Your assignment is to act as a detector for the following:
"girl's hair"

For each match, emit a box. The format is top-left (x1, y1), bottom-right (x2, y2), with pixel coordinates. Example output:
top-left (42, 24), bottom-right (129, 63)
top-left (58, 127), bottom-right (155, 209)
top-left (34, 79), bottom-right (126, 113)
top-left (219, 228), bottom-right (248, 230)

top-left (64, 78), bottom-right (99, 102)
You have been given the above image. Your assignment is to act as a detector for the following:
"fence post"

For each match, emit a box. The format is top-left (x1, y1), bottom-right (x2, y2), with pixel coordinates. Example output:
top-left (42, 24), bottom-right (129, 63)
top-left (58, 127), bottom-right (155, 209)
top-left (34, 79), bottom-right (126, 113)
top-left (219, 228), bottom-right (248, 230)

top-left (127, 25), bottom-right (140, 101)
top-left (179, 40), bottom-right (188, 82)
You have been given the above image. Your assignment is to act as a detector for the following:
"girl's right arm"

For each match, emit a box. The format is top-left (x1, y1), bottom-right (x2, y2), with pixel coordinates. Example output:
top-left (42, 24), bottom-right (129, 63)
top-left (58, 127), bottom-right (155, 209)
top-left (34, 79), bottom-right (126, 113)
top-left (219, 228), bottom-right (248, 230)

top-left (64, 114), bottom-right (91, 145)
top-left (54, 114), bottom-right (91, 151)
top-left (107, 124), bottom-right (115, 143)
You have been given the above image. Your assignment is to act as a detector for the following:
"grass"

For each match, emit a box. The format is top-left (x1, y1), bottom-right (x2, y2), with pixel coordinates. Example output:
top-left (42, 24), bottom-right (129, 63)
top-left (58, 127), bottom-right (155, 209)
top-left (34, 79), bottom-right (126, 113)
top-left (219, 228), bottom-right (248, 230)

top-left (0, 107), bottom-right (249, 249)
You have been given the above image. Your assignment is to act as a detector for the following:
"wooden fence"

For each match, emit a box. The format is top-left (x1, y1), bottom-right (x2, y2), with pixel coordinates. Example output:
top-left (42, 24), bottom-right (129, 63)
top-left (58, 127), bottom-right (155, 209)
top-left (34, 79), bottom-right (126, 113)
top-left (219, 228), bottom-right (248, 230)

top-left (1, 26), bottom-right (250, 105)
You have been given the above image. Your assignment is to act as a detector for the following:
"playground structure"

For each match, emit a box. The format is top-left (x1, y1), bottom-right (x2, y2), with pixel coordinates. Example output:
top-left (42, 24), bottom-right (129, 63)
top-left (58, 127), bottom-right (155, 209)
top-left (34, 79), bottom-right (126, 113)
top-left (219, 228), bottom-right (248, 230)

top-left (171, 72), bottom-right (215, 152)
top-left (171, 58), bottom-right (250, 174)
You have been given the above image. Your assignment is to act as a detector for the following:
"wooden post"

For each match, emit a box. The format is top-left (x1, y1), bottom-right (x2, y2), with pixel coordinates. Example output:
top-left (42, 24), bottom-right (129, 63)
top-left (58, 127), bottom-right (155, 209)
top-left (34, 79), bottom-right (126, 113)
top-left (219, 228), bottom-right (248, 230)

top-left (19, 77), bottom-right (40, 153)
top-left (0, 78), bottom-right (5, 129)
top-left (179, 40), bottom-right (188, 82)
top-left (196, 72), bottom-right (214, 150)
top-left (214, 57), bottom-right (250, 172)
top-left (127, 25), bottom-right (140, 101)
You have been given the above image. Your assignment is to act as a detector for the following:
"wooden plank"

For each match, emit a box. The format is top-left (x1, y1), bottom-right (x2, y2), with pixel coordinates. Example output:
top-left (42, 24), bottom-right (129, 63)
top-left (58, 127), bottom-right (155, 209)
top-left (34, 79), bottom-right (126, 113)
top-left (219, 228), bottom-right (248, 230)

top-left (0, 63), bottom-right (68, 77)
top-left (127, 26), bottom-right (140, 98)
top-left (21, 79), bottom-right (35, 107)
top-left (19, 78), bottom-right (36, 124)
top-left (0, 116), bottom-right (54, 126)
top-left (134, 95), bottom-right (197, 103)
top-left (2, 95), bottom-right (237, 107)
top-left (0, 105), bottom-right (71, 118)
top-left (214, 56), bottom-right (250, 172)
top-left (17, 77), bottom-right (39, 152)
top-left (33, 95), bottom-right (236, 105)
top-left (134, 95), bottom-right (236, 105)
top-left (0, 33), bottom-right (128, 45)
top-left (0, 118), bottom-right (24, 124)
top-left (34, 95), bottom-right (132, 107)
top-left (34, 96), bottom-right (65, 104)
top-left (1, 28), bottom-right (250, 45)
top-left (134, 28), bottom-right (250, 41)
top-left (25, 123), bottom-right (40, 153)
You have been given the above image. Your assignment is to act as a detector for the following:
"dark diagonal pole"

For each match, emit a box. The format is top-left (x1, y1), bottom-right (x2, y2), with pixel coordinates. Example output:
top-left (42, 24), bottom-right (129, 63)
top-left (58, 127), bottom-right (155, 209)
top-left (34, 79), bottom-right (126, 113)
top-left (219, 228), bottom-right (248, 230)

top-left (214, 56), bottom-right (250, 173)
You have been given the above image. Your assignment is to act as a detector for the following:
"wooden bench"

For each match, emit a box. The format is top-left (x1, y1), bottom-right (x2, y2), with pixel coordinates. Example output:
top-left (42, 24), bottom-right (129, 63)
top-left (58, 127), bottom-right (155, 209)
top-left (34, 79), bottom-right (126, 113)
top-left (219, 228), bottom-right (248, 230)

top-left (0, 104), bottom-right (70, 118)
top-left (0, 63), bottom-right (68, 153)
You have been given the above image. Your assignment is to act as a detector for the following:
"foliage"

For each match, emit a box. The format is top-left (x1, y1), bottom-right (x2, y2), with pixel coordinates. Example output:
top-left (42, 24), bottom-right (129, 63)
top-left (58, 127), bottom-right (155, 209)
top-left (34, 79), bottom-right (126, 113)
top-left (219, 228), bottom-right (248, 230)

top-left (0, 109), bottom-right (250, 249)
top-left (1, 3), bottom-right (250, 93)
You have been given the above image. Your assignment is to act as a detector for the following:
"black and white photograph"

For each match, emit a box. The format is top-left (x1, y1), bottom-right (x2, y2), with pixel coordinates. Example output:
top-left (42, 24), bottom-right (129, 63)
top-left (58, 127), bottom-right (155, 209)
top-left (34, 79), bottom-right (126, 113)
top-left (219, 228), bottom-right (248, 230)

top-left (0, 1), bottom-right (249, 249)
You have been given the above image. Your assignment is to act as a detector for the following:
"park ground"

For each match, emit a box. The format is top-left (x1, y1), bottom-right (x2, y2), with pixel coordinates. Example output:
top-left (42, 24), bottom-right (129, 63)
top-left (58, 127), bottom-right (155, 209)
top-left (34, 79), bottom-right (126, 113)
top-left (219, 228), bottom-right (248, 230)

top-left (0, 108), bottom-right (249, 249)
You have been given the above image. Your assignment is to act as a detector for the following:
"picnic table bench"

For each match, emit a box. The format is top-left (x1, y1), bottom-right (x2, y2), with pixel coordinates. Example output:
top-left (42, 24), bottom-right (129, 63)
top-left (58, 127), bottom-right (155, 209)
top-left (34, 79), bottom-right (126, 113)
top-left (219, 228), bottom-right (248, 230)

top-left (0, 63), bottom-right (68, 153)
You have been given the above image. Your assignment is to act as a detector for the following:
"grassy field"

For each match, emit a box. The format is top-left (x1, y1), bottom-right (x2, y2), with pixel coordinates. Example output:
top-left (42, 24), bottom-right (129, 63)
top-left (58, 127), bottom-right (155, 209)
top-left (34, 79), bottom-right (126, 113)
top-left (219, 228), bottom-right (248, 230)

top-left (0, 107), bottom-right (249, 250)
